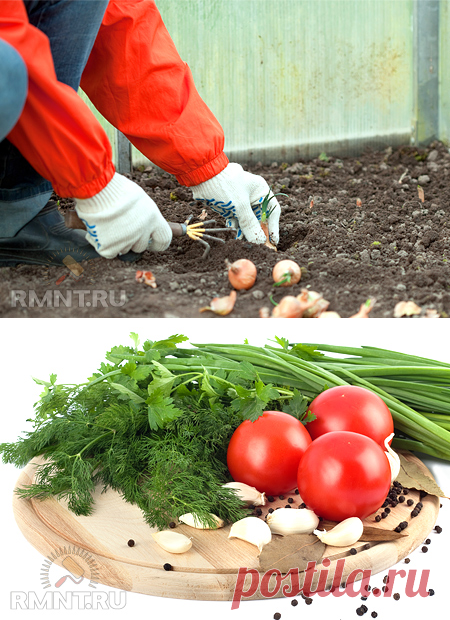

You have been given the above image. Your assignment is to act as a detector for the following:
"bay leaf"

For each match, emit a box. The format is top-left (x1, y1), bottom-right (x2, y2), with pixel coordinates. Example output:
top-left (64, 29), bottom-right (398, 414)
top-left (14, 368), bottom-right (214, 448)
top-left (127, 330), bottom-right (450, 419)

top-left (359, 525), bottom-right (407, 542)
top-left (259, 533), bottom-right (325, 573)
top-left (396, 453), bottom-right (446, 498)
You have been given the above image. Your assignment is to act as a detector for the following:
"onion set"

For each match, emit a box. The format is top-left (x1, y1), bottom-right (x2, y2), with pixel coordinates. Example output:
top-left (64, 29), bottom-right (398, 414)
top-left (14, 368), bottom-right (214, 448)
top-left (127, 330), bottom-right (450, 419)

top-left (272, 260), bottom-right (301, 287)
top-left (226, 258), bottom-right (257, 290)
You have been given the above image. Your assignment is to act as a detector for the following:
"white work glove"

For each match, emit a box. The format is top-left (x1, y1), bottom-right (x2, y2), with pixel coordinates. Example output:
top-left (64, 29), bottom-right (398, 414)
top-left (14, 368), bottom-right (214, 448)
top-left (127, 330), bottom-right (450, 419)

top-left (191, 163), bottom-right (281, 245)
top-left (74, 172), bottom-right (172, 258)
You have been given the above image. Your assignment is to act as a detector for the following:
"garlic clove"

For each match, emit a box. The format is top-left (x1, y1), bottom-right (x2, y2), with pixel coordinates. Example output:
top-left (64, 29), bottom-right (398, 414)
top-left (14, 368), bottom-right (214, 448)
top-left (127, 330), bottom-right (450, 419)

top-left (314, 517), bottom-right (364, 547)
top-left (266, 507), bottom-right (319, 536)
top-left (384, 433), bottom-right (401, 482)
top-left (228, 516), bottom-right (272, 552)
top-left (151, 530), bottom-right (192, 554)
top-left (178, 513), bottom-right (224, 529)
top-left (222, 482), bottom-right (266, 506)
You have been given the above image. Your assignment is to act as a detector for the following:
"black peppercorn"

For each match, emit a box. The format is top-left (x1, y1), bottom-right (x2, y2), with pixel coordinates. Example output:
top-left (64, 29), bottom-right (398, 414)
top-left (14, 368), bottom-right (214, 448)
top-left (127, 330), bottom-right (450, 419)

top-left (435, 525), bottom-right (443, 533)
top-left (425, 538), bottom-right (431, 545)
top-left (267, 495), bottom-right (275, 502)
top-left (127, 539), bottom-right (135, 547)
top-left (356, 609), bottom-right (364, 617)
top-left (163, 563), bottom-right (173, 571)
top-left (288, 497), bottom-right (294, 503)
top-left (371, 613), bottom-right (378, 618)
top-left (384, 507), bottom-right (391, 514)
top-left (403, 488), bottom-right (409, 494)
top-left (375, 515), bottom-right (382, 523)
top-left (284, 504), bottom-right (292, 509)
top-left (428, 589), bottom-right (435, 596)
top-left (274, 613), bottom-right (281, 620)
top-left (393, 593), bottom-right (400, 600)
top-left (291, 599), bottom-right (298, 606)
top-left (422, 546), bottom-right (428, 553)
top-left (255, 507), bottom-right (263, 516)
top-left (399, 521), bottom-right (408, 530)
top-left (169, 522), bottom-right (176, 528)
top-left (398, 495), bottom-right (405, 503)
top-left (305, 597), bottom-right (313, 605)
top-left (407, 499), bottom-right (414, 506)
top-left (268, 507), bottom-right (274, 513)
top-left (404, 557), bottom-right (411, 564)
top-left (411, 509), bottom-right (419, 517)
top-left (361, 605), bottom-right (368, 612)
top-left (381, 511), bottom-right (387, 519)
top-left (383, 575), bottom-right (389, 584)
top-left (279, 495), bottom-right (285, 500)
top-left (299, 502), bottom-right (307, 509)
top-left (295, 488), bottom-right (300, 495)
top-left (350, 548), bottom-right (357, 555)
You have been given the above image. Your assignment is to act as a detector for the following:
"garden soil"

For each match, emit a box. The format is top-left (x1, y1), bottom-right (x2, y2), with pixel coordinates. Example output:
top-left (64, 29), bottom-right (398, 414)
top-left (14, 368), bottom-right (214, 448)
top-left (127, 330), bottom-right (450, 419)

top-left (2, 141), bottom-right (450, 318)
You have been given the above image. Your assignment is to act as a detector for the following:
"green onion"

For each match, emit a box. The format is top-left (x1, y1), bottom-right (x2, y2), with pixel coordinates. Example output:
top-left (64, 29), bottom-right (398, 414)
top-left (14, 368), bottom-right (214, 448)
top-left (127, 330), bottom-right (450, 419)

top-left (162, 340), bottom-right (450, 461)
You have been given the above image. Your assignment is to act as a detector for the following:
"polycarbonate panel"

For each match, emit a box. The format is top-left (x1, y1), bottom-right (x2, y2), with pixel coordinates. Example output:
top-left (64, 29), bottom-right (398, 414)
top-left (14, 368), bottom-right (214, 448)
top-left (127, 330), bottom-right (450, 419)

top-left (155, 0), bottom-right (414, 164)
top-left (439, 0), bottom-right (450, 144)
top-left (80, 0), bottom-right (415, 166)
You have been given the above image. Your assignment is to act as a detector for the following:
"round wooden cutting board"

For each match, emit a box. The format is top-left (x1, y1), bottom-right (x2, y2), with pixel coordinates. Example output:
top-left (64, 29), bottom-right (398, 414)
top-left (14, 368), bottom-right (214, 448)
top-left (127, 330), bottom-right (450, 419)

top-left (12, 452), bottom-right (440, 601)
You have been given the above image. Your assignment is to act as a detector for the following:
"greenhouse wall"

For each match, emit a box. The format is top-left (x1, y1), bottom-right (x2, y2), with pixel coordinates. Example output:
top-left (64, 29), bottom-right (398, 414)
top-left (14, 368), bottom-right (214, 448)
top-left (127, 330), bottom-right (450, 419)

top-left (80, 0), bottom-right (446, 169)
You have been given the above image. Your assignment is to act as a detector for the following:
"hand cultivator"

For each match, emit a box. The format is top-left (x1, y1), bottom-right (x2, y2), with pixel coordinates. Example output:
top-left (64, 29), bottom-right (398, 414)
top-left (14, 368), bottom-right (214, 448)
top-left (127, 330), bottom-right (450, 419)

top-left (64, 210), bottom-right (233, 258)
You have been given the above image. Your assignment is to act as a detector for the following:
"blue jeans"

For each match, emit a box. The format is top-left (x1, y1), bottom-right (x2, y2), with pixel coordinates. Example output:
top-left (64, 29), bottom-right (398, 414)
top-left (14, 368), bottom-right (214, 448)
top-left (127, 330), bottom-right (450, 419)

top-left (0, 0), bottom-right (109, 236)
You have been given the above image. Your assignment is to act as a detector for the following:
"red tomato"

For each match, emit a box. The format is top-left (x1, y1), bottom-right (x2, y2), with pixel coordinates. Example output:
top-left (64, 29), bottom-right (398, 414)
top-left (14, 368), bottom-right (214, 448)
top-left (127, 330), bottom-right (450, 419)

top-left (297, 431), bottom-right (391, 521)
top-left (306, 385), bottom-right (394, 448)
top-left (227, 411), bottom-right (312, 495)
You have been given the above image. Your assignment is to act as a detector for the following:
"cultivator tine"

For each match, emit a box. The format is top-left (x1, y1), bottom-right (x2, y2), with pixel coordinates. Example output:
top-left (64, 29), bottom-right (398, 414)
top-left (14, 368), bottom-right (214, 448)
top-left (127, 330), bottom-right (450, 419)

top-left (194, 237), bottom-right (212, 259)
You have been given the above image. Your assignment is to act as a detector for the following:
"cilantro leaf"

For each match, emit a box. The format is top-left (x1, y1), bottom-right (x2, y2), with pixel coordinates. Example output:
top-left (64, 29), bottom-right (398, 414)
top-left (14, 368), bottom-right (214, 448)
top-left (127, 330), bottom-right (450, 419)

top-left (283, 389), bottom-right (309, 420)
top-left (290, 343), bottom-right (325, 361)
top-left (150, 334), bottom-right (189, 350)
top-left (129, 332), bottom-right (140, 351)
top-left (231, 380), bottom-right (280, 422)
top-left (109, 382), bottom-right (145, 403)
top-left (146, 390), bottom-right (183, 430)
top-left (147, 361), bottom-right (177, 397)
top-left (273, 336), bottom-right (290, 350)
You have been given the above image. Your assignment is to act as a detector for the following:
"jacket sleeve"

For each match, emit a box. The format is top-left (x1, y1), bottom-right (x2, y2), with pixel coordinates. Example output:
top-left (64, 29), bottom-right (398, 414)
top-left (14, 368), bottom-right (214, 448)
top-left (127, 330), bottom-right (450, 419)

top-left (80, 0), bottom-right (229, 187)
top-left (0, 0), bottom-right (115, 198)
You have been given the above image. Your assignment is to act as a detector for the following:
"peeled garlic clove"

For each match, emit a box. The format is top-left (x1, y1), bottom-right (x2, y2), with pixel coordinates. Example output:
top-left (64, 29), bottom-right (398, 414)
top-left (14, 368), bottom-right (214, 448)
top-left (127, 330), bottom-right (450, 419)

top-left (178, 512), bottom-right (224, 529)
top-left (384, 432), bottom-right (401, 482)
top-left (314, 517), bottom-right (363, 547)
top-left (222, 482), bottom-right (266, 506)
top-left (229, 516), bottom-right (272, 552)
top-left (151, 530), bottom-right (192, 554)
top-left (266, 507), bottom-right (319, 536)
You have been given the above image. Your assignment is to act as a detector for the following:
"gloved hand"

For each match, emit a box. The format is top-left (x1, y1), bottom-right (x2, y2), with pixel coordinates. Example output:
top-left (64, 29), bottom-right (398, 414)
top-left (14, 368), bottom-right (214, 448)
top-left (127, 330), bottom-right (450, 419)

top-left (74, 172), bottom-right (172, 258)
top-left (190, 163), bottom-right (281, 245)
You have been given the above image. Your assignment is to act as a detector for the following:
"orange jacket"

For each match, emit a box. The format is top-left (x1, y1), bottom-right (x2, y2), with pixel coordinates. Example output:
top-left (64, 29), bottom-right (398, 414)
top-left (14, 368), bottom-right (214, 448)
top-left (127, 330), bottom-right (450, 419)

top-left (1, 0), bottom-right (228, 198)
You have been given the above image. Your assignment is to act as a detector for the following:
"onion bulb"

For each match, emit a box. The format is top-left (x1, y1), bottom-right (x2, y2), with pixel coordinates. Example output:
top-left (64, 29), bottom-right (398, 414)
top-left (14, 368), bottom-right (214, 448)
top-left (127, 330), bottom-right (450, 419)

top-left (226, 259), bottom-right (257, 290)
top-left (199, 290), bottom-right (237, 315)
top-left (271, 296), bottom-right (303, 318)
top-left (301, 290), bottom-right (330, 318)
top-left (318, 311), bottom-right (341, 319)
top-left (272, 260), bottom-right (302, 287)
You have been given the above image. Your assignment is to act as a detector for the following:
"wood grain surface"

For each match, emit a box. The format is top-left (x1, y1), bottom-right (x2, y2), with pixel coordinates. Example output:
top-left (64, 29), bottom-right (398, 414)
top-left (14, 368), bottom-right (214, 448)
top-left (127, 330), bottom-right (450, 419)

top-left (12, 452), bottom-right (440, 600)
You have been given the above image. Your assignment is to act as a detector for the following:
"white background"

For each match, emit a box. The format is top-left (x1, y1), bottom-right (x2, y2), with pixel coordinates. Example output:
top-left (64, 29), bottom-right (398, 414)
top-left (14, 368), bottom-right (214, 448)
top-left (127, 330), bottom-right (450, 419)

top-left (1, 318), bottom-right (449, 620)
